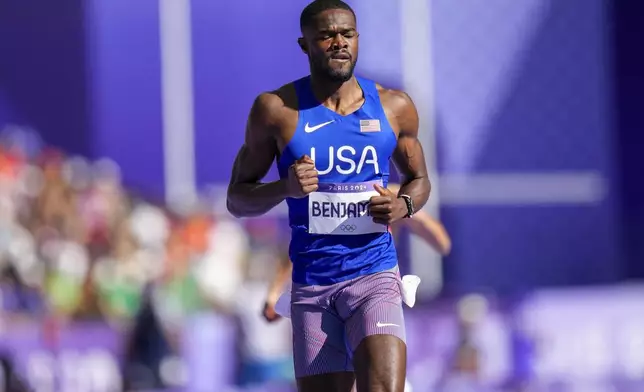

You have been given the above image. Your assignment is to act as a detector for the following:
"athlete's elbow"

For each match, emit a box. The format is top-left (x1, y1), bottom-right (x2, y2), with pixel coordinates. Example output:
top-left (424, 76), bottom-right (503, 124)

top-left (226, 192), bottom-right (263, 218)
top-left (226, 198), bottom-right (243, 218)
top-left (226, 187), bottom-right (246, 218)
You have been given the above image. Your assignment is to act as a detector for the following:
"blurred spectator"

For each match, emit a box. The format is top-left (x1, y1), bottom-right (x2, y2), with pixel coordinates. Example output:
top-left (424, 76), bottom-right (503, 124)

top-left (0, 127), bottom-right (294, 390)
top-left (234, 218), bottom-right (294, 386)
top-left (93, 217), bottom-right (147, 323)
top-left (123, 288), bottom-right (174, 390)
top-left (438, 295), bottom-right (488, 392)
top-left (191, 211), bottom-right (247, 313)
top-left (42, 230), bottom-right (90, 317)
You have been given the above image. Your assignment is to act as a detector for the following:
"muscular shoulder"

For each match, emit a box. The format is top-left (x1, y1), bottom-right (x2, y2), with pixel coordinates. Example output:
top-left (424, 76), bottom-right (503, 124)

top-left (251, 83), bottom-right (298, 131)
top-left (375, 84), bottom-right (419, 135)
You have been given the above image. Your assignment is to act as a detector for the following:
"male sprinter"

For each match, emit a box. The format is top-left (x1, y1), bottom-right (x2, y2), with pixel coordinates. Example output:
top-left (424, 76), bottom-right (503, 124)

top-left (226, 1), bottom-right (431, 391)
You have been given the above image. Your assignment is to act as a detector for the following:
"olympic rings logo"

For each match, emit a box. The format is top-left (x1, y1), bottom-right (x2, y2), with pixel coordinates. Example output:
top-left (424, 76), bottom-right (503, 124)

top-left (340, 224), bottom-right (357, 232)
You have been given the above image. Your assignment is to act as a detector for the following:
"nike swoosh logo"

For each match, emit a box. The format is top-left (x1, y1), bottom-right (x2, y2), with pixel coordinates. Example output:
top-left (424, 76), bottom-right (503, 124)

top-left (304, 120), bottom-right (335, 133)
top-left (376, 322), bottom-right (399, 328)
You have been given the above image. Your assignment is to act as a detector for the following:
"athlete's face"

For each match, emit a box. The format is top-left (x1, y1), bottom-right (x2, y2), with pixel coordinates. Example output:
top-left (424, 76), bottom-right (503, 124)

top-left (299, 9), bottom-right (359, 82)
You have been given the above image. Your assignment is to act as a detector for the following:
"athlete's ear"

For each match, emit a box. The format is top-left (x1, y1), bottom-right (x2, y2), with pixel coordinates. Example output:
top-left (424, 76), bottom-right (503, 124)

top-left (297, 37), bottom-right (308, 54)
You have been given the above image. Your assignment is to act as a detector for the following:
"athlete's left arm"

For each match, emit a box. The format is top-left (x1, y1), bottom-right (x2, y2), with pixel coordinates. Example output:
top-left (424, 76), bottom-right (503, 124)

top-left (389, 90), bottom-right (431, 216)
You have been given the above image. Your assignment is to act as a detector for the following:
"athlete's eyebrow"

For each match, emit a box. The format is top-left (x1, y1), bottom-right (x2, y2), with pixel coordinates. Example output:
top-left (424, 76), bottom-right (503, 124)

top-left (318, 27), bottom-right (356, 36)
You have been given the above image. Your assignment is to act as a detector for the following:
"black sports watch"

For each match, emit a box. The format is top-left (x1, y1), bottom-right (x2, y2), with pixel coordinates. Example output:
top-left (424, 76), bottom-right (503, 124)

top-left (399, 194), bottom-right (414, 218)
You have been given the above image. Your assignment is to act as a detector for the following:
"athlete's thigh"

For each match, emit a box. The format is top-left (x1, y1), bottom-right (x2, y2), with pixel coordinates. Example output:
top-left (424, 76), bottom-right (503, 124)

top-left (291, 283), bottom-right (354, 381)
top-left (353, 335), bottom-right (406, 392)
top-left (337, 269), bottom-right (407, 392)
top-left (339, 268), bottom-right (406, 351)
top-left (296, 372), bottom-right (355, 392)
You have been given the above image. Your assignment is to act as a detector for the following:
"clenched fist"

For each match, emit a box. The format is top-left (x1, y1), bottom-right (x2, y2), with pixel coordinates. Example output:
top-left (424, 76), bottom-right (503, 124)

top-left (368, 183), bottom-right (408, 225)
top-left (287, 155), bottom-right (319, 198)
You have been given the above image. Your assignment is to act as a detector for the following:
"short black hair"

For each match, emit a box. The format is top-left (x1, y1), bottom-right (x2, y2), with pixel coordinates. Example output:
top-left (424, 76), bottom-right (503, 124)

top-left (300, 0), bottom-right (356, 32)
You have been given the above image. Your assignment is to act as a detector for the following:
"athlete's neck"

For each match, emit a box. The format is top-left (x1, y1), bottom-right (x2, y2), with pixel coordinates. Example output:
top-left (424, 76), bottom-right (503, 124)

top-left (309, 74), bottom-right (363, 114)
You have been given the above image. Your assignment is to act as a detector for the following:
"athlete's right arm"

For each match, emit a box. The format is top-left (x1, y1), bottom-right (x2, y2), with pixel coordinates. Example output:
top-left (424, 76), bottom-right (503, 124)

top-left (226, 93), bottom-right (289, 218)
top-left (227, 93), bottom-right (318, 218)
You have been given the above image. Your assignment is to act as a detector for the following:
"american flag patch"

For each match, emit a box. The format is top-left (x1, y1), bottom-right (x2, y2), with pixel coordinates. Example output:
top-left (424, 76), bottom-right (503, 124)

top-left (360, 119), bottom-right (381, 132)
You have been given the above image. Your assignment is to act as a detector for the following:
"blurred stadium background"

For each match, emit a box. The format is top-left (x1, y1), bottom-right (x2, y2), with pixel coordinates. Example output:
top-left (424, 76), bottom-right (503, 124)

top-left (0, 0), bottom-right (643, 391)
